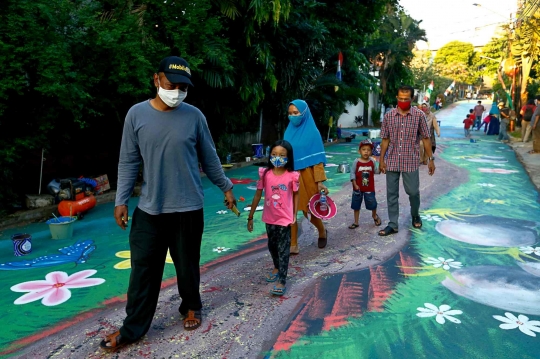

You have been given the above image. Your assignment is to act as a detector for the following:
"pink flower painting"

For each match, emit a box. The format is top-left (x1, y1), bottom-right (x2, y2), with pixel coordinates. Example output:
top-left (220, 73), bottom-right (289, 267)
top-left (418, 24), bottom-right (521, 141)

top-left (10, 269), bottom-right (105, 306)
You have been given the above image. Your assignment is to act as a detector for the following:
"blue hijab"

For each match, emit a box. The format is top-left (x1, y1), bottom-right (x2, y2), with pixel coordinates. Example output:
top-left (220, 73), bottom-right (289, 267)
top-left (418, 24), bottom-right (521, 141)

top-left (284, 99), bottom-right (327, 170)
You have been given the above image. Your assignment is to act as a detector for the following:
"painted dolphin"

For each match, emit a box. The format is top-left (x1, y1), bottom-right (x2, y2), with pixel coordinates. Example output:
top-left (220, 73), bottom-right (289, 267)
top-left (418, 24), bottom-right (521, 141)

top-left (442, 266), bottom-right (540, 315)
top-left (0, 239), bottom-right (96, 270)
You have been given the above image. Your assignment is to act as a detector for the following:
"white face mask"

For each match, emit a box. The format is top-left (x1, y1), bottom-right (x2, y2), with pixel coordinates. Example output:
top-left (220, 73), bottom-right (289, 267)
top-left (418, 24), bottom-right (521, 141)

top-left (157, 79), bottom-right (187, 107)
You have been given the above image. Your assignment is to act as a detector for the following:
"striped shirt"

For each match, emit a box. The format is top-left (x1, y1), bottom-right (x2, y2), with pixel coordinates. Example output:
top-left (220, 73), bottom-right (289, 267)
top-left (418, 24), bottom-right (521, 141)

top-left (380, 107), bottom-right (430, 172)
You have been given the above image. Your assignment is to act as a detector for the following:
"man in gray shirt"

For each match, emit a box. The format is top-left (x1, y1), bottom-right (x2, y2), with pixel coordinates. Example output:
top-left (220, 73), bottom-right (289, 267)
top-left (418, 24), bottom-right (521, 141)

top-left (101, 56), bottom-right (236, 351)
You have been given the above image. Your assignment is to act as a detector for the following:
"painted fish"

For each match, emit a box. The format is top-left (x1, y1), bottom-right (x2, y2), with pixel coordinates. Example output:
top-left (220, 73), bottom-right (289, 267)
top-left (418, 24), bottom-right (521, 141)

top-left (466, 158), bottom-right (508, 163)
top-left (517, 261), bottom-right (540, 277)
top-left (442, 266), bottom-right (540, 315)
top-left (0, 239), bottom-right (96, 270)
top-left (435, 216), bottom-right (538, 247)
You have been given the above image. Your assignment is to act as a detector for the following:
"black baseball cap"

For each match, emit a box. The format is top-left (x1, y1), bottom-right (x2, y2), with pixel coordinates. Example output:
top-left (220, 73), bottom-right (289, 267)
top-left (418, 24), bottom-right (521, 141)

top-left (157, 56), bottom-right (194, 86)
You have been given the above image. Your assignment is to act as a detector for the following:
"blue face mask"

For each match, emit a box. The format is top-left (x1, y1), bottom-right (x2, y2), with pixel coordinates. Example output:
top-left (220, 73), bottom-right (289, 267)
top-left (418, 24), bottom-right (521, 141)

top-left (288, 115), bottom-right (303, 126)
top-left (270, 156), bottom-right (288, 167)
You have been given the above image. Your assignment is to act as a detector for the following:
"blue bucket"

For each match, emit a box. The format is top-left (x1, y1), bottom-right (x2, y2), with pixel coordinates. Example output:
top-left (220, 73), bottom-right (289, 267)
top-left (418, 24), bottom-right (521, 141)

top-left (252, 143), bottom-right (263, 158)
top-left (11, 233), bottom-right (32, 256)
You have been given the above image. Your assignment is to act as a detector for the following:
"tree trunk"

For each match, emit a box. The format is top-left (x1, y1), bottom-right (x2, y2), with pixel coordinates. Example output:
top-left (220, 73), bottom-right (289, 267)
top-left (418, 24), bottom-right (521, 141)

top-left (521, 55), bottom-right (533, 105)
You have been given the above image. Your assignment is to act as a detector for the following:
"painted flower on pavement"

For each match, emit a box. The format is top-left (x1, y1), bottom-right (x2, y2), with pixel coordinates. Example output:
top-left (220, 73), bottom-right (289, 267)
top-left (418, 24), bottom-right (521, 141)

top-left (417, 303), bottom-right (463, 324)
top-left (477, 183), bottom-right (496, 187)
top-left (483, 199), bottom-right (505, 204)
top-left (519, 247), bottom-right (540, 256)
top-left (493, 312), bottom-right (540, 337)
top-left (213, 247), bottom-right (230, 253)
top-left (420, 214), bottom-right (442, 222)
top-left (424, 257), bottom-right (462, 270)
top-left (216, 210), bottom-right (228, 215)
top-left (10, 270), bottom-right (105, 306)
top-left (115, 250), bottom-right (173, 269)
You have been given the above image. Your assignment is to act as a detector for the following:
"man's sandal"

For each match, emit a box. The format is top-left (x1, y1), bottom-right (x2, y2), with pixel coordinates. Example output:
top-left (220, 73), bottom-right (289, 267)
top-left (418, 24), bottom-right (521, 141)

top-left (183, 310), bottom-right (202, 331)
top-left (100, 330), bottom-right (134, 352)
top-left (373, 215), bottom-right (382, 226)
top-left (270, 285), bottom-right (286, 296)
top-left (412, 216), bottom-right (423, 229)
top-left (348, 223), bottom-right (359, 229)
top-left (378, 226), bottom-right (398, 236)
top-left (266, 272), bottom-right (278, 282)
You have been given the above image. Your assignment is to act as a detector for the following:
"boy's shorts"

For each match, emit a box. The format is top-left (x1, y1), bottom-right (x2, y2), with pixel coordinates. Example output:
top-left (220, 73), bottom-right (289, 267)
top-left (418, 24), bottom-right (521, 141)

top-left (351, 190), bottom-right (377, 211)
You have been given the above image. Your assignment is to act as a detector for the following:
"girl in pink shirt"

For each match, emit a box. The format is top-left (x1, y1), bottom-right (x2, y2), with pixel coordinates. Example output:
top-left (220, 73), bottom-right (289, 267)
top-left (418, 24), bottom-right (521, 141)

top-left (247, 140), bottom-right (299, 296)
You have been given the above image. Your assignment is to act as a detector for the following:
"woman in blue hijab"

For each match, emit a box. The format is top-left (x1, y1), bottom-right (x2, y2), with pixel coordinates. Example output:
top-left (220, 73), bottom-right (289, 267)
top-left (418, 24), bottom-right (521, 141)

top-left (284, 99), bottom-right (329, 253)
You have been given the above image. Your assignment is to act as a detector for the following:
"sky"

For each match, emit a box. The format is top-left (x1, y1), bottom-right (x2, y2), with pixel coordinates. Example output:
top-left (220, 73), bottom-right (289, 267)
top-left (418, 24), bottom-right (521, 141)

top-left (398, 0), bottom-right (518, 50)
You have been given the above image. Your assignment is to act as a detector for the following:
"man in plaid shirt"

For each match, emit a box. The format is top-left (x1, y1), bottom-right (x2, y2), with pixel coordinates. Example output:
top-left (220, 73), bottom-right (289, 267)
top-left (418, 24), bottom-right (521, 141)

top-left (378, 85), bottom-right (436, 236)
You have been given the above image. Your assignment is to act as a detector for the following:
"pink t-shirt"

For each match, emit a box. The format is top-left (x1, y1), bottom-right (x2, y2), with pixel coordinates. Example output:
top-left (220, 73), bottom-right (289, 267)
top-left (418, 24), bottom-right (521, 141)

top-left (257, 167), bottom-right (300, 226)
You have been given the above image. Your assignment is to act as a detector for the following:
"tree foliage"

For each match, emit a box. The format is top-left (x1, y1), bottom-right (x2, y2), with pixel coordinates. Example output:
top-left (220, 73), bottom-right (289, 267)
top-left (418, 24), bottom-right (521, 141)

top-left (0, 0), bottom-right (415, 211)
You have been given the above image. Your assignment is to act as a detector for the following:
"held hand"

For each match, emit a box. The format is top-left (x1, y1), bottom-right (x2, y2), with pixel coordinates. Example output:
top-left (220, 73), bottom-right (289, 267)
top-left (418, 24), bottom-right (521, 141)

top-left (428, 161), bottom-right (436, 176)
top-left (247, 219), bottom-right (253, 232)
top-left (317, 182), bottom-right (329, 195)
top-left (114, 205), bottom-right (128, 230)
top-left (379, 161), bottom-right (387, 174)
top-left (224, 189), bottom-right (237, 210)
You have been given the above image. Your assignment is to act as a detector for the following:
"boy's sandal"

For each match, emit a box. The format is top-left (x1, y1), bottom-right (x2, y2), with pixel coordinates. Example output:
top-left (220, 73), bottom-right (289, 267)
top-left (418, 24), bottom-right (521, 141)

top-left (373, 215), bottom-right (382, 226)
top-left (348, 223), bottom-right (359, 229)
top-left (318, 230), bottom-right (328, 249)
top-left (529, 150), bottom-right (538, 154)
top-left (412, 216), bottom-right (423, 229)
top-left (378, 226), bottom-right (398, 236)
top-left (183, 310), bottom-right (202, 331)
top-left (266, 272), bottom-right (279, 282)
top-left (270, 285), bottom-right (286, 296)
top-left (100, 330), bottom-right (133, 352)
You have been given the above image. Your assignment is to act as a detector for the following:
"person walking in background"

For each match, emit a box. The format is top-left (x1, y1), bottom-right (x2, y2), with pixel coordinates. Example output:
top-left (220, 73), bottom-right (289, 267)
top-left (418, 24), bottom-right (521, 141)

top-left (473, 101), bottom-right (485, 130)
top-left (284, 99), bottom-right (329, 253)
top-left (520, 99), bottom-right (536, 142)
top-left (348, 139), bottom-right (381, 229)
top-left (531, 95), bottom-right (540, 154)
top-left (478, 113), bottom-right (494, 133)
top-left (498, 102), bottom-right (511, 143)
top-left (419, 103), bottom-right (440, 164)
top-left (247, 140), bottom-right (299, 296)
top-left (378, 85), bottom-right (435, 236)
top-left (102, 56), bottom-right (237, 351)
top-left (463, 114), bottom-right (474, 138)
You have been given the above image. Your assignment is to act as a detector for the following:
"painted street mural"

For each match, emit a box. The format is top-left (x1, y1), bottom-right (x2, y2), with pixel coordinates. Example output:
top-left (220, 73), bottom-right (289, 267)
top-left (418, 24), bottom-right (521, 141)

top-left (0, 138), bottom-right (357, 356)
top-left (265, 142), bottom-right (540, 357)
top-left (1, 101), bottom-right (540, 358)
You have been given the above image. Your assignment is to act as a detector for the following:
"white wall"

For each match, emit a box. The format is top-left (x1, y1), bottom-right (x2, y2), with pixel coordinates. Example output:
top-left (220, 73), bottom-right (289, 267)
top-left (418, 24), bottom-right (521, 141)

top-left (337, 100), bottom-right (364, 128)
top-left (338, 91), bottom-right (381, 128)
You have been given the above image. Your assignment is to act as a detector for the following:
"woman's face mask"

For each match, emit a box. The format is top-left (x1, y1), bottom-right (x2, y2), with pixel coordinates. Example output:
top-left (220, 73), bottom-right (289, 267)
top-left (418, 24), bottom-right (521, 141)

top-left (157, 79), bottom-right (187, 107)
top-left (270, 156), bottom-right (288, 167)
top-left (288, 115), bottom-right (303, 126)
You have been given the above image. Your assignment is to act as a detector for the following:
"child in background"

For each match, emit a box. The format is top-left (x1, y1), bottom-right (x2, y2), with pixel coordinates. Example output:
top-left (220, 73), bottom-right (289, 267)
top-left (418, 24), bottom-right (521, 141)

top-left (463, 115), bottom-right (474, 138)
top-left (247, 140), bottom-right (299, 296)
top-left (348, 139), bottom-right (381, 229)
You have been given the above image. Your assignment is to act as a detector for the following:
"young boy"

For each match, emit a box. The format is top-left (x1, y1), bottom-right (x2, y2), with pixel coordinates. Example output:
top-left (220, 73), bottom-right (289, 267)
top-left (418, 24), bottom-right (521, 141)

top-left (463, 114), bottom-right (474, 138)
top-left (348, 139), bottom-right (381, 229)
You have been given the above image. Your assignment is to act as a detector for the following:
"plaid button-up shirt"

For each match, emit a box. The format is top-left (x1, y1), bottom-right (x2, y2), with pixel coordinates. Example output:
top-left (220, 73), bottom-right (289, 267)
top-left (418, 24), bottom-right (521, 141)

top-left (380, 107), bottom-right (430, 172)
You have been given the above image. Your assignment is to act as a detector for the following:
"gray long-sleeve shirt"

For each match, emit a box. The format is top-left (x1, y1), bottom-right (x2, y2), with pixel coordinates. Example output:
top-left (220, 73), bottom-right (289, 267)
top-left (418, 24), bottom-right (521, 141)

top-left (115, 100), bottom-right (233, 214)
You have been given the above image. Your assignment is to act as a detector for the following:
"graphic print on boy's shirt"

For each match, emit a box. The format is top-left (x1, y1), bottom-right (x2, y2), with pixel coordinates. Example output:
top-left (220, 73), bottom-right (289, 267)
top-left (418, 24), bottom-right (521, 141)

top-left (354, 159), bottom-right (375, 193)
